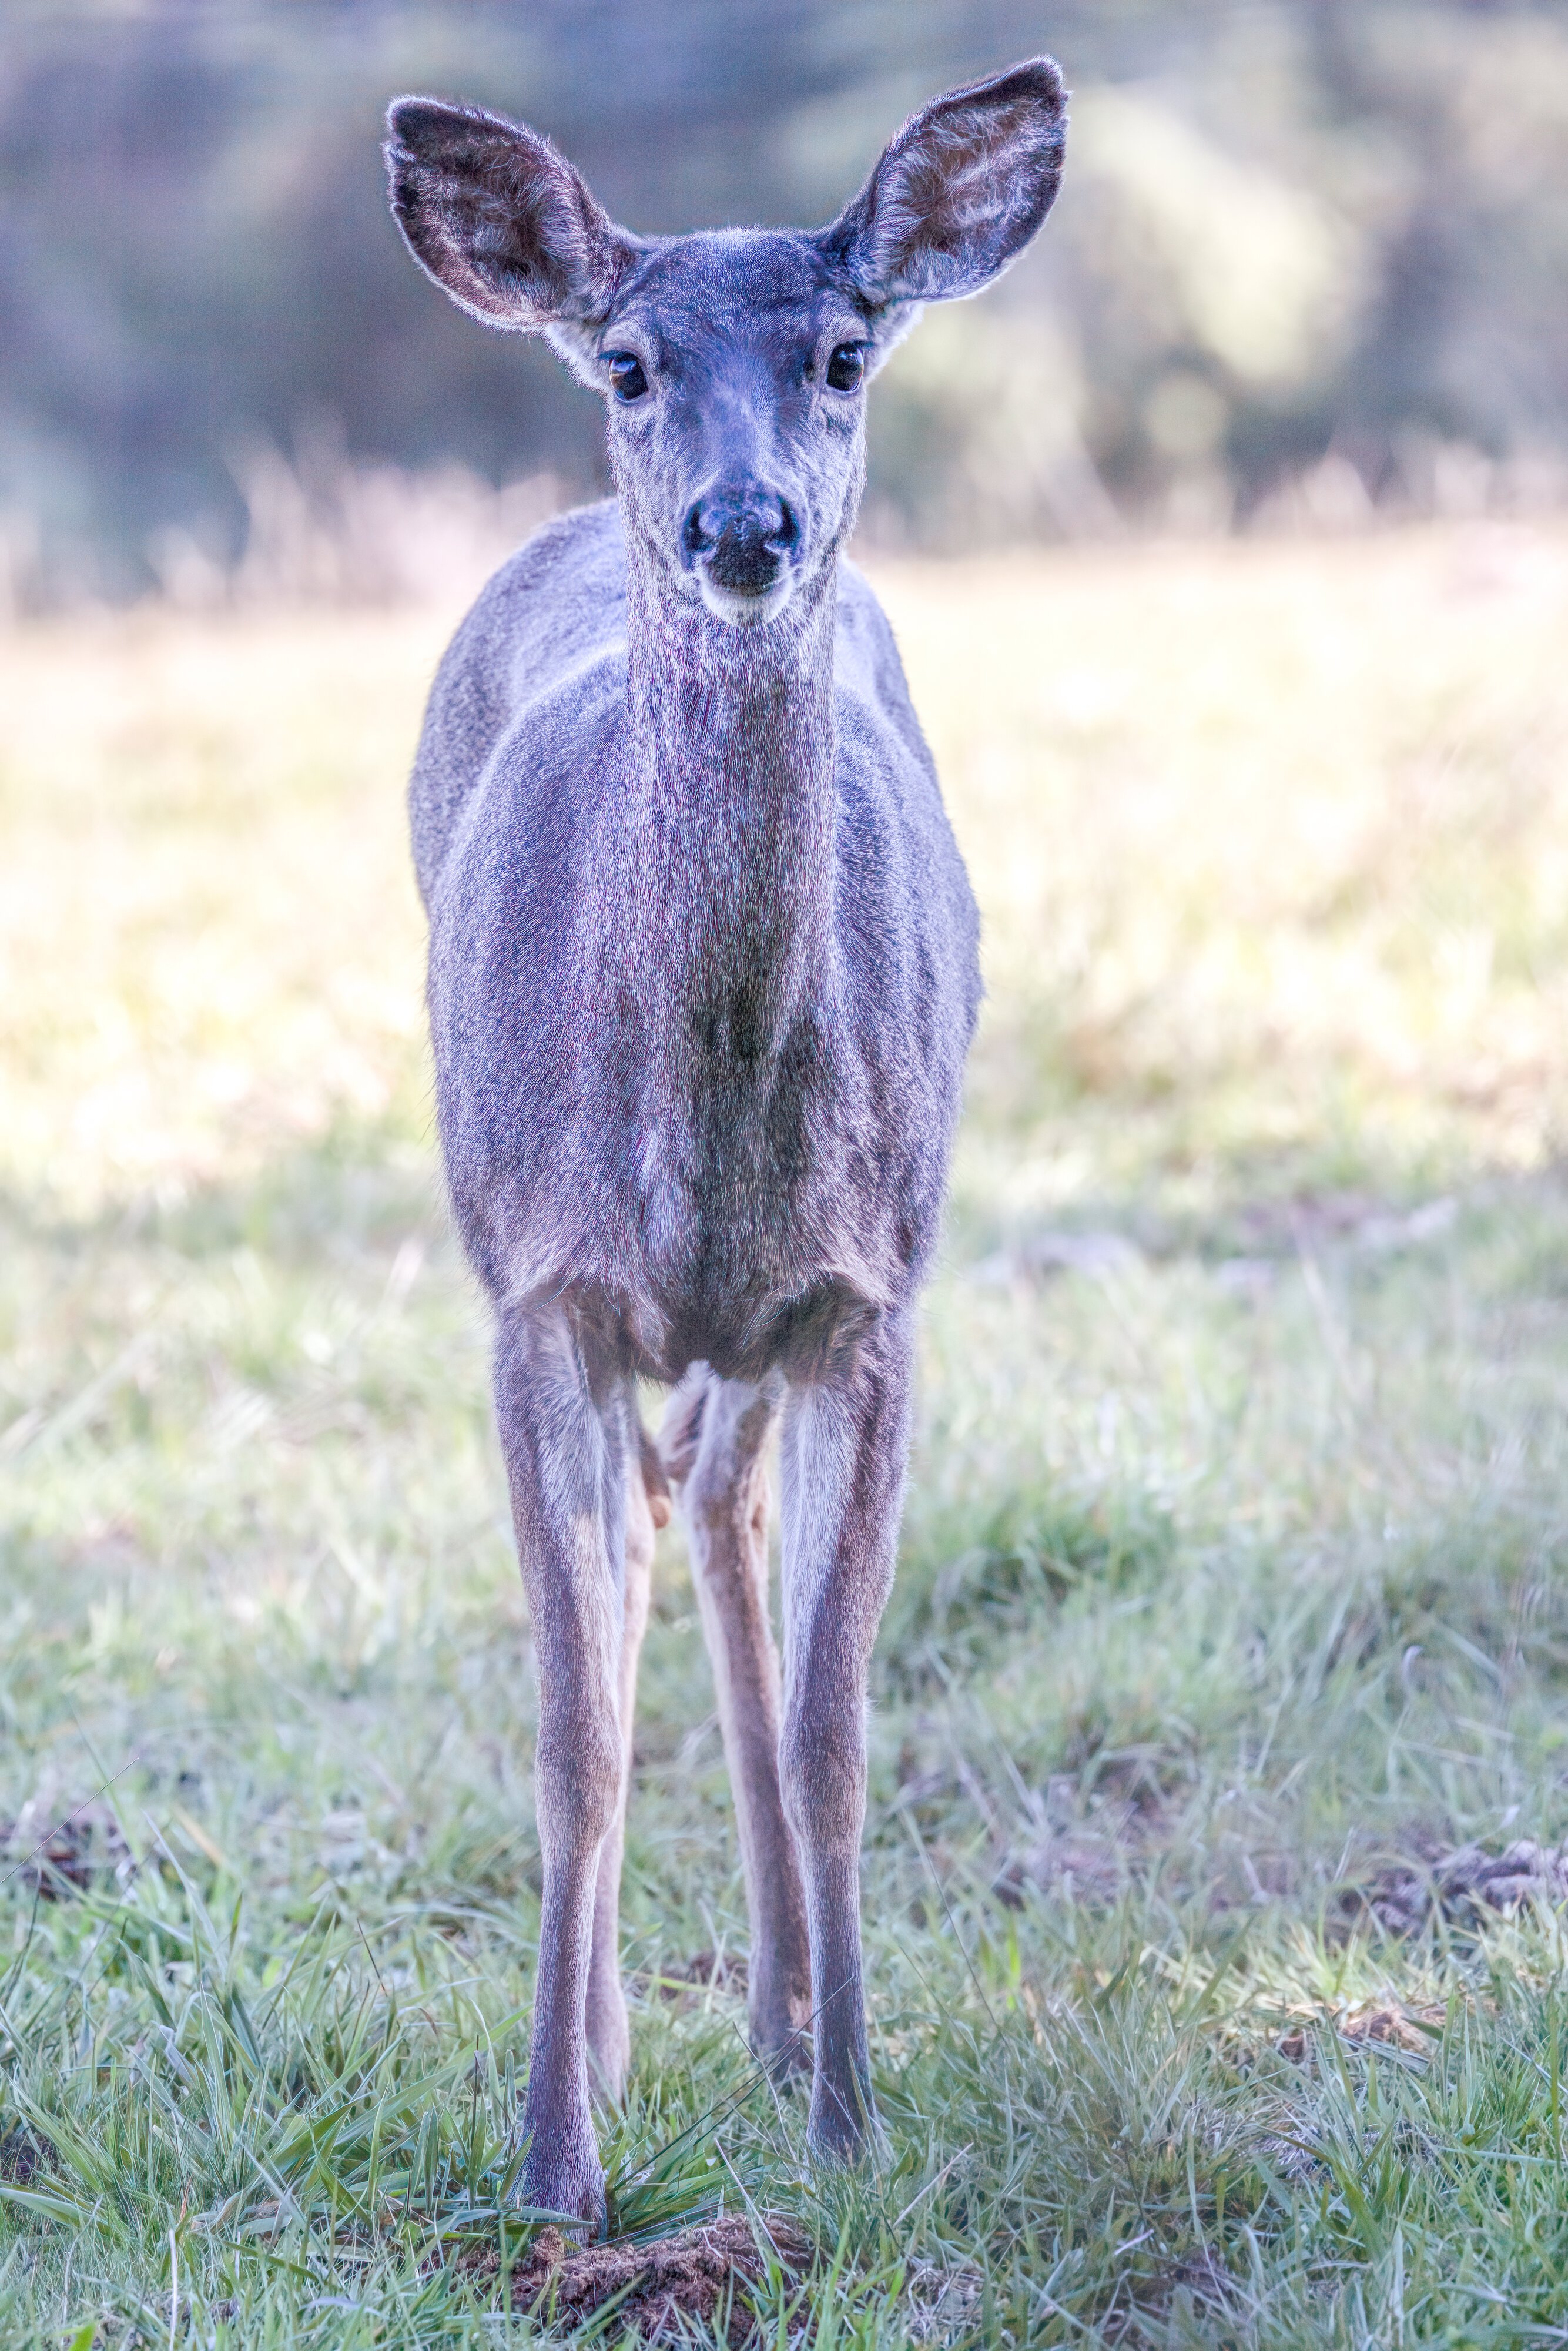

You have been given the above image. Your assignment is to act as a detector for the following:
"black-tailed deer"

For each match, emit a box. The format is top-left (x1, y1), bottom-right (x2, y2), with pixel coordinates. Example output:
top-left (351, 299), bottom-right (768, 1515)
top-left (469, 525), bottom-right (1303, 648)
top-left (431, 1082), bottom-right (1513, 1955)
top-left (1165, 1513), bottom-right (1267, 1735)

top-left (384, 58), bottom-right (1067, 2229)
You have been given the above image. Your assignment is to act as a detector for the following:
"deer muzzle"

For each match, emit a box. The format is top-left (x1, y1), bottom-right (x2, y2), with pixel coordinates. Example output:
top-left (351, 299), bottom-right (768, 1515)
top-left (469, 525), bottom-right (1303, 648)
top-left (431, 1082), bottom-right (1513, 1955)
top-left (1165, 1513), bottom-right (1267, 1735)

top-left (681, 484), bottom-right (802, 622)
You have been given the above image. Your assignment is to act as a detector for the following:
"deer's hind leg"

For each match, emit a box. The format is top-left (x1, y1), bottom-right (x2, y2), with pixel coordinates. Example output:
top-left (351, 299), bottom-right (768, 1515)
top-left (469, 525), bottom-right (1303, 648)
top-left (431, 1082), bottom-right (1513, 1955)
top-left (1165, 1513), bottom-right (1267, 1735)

top-left (585, 1412), bottom-right (663, 2102)
top-left (778, 1315), bottom-right (910, 2159)
top-left (662, 1366), bottom-right (811, 2070)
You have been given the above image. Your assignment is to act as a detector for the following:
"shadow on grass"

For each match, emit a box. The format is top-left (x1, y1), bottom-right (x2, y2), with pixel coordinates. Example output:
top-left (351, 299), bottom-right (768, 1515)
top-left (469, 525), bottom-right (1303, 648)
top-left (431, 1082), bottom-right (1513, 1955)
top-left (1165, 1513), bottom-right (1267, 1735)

top-left (0, 1106), bottom-right (447, 1268)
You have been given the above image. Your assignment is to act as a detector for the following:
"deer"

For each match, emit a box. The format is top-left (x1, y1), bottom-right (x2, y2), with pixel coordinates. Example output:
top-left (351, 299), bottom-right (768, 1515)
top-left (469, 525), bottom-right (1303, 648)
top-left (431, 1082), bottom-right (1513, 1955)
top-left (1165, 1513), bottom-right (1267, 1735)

top-left (383, 58), bottom-right (1067, 2231)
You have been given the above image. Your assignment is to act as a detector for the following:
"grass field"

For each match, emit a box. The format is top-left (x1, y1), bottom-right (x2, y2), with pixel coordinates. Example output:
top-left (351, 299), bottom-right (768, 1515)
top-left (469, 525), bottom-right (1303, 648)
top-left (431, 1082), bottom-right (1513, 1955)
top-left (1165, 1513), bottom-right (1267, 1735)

top-left (4, 522), bottom-right (1568, 2345)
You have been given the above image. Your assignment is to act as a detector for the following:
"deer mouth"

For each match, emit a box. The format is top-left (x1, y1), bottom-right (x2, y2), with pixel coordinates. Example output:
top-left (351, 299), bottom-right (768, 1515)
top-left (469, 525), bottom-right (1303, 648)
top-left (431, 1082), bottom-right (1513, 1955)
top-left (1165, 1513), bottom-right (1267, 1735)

top-left (695, 570), bottom-right (798, 627)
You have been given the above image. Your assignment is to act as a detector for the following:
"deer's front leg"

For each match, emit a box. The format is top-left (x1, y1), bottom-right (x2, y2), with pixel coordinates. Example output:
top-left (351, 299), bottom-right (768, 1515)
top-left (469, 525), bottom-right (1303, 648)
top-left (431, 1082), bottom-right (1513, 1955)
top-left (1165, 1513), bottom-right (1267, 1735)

top-left (778, 1319), bottom-right (910, 2158)
top-left (495, 1306), bottom-right (626, 2233)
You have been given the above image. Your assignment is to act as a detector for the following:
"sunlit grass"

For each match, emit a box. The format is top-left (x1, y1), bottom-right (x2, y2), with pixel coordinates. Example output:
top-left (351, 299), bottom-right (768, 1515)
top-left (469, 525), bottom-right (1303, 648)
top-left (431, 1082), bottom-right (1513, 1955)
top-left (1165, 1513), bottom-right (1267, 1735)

top-left (2, 523), bottom-right (1568, 2342)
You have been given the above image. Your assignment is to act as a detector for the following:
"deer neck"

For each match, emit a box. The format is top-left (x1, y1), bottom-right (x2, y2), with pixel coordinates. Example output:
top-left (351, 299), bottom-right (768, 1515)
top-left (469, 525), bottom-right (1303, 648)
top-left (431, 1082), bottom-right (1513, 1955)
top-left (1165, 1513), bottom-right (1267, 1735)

top-left (619, 552), bottom-right (837, 1068)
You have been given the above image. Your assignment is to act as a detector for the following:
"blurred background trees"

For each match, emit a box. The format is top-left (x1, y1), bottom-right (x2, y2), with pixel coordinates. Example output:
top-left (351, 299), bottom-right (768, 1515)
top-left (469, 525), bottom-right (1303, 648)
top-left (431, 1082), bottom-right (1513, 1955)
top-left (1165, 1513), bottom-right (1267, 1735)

top-left (4, 0), bottom-right (1566, 606)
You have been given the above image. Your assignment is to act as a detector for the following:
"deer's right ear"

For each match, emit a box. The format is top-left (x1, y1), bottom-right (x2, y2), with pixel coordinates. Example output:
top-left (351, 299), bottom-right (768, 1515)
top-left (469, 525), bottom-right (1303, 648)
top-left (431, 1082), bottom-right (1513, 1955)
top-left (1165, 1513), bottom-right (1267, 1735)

top-left (385, 98), bottom-right (639, 369)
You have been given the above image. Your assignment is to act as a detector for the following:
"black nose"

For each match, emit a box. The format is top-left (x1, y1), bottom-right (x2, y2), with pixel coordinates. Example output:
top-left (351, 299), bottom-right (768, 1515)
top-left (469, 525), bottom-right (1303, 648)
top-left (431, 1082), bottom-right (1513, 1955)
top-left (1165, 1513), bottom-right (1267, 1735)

top-left (682, 487), bottom-right (799, 594)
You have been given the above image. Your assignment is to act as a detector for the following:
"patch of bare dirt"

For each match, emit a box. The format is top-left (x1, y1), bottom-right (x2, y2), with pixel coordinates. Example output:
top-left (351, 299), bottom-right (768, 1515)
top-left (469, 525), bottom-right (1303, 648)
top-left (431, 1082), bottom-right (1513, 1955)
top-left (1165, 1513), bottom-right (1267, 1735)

top-left (454, 2213), bottom-right (808, 2340)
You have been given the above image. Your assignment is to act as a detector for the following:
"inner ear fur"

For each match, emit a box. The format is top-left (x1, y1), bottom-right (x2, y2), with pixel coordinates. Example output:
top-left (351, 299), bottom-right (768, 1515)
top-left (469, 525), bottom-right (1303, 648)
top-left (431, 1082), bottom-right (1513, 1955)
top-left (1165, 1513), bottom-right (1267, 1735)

top-left (384, 96), bottom-right (639, 341)
top-left (819, 57), bottom-right (1067, 319)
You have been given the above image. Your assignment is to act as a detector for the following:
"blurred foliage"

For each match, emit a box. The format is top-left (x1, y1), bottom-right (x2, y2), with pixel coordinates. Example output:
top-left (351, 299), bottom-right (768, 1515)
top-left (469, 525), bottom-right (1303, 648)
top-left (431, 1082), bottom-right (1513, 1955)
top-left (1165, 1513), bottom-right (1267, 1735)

top-left (2, 0), bottom-right (1567, 601)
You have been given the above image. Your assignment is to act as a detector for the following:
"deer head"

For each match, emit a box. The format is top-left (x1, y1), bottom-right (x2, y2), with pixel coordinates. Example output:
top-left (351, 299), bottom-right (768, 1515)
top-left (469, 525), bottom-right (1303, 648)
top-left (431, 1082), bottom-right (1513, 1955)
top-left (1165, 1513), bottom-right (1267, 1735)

top-left (386, 61), bottom-right (1067, 628)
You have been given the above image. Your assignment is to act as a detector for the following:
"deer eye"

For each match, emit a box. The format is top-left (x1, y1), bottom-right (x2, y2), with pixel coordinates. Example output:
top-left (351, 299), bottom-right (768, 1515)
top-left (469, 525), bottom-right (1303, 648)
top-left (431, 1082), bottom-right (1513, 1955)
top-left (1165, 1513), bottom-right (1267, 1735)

top-left (826, 343), bottom-right (865, 393)
top-left (607, 353), bottom-right (648, 403)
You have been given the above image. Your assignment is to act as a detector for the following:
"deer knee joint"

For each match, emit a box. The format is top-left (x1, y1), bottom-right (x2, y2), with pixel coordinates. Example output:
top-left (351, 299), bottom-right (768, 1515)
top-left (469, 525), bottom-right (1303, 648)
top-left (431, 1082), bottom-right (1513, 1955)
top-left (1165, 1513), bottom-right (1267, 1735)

top-left (534, 1722), bottom-right (622, 1853)
top-left (781, 1705), bottom-right (866, 1851)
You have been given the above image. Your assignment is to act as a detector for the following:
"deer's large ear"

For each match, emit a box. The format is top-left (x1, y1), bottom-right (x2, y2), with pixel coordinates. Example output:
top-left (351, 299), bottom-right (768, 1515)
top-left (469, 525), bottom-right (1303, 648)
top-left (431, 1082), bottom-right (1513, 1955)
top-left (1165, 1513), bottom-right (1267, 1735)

top-left (819, 58), bottom-right (1067, 324)
top-left (385, 98), bottom-right (640, 365)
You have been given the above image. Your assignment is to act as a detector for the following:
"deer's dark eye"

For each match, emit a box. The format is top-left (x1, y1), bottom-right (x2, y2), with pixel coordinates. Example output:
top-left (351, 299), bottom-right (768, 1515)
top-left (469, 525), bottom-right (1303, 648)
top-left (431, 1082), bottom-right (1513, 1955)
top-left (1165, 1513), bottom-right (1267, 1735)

top-left (826, 343), bottom-right (865, 393)
top-left (607, 353), bottom-right (648, 403)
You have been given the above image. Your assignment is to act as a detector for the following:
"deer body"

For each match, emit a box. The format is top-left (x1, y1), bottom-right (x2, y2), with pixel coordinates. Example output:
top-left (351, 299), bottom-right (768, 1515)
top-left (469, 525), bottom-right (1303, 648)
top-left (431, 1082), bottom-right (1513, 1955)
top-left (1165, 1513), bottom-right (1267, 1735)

top-left (415, 503), bottom-right (976, 1383)
top-left (387, 61), bottom-right (1066, 2228)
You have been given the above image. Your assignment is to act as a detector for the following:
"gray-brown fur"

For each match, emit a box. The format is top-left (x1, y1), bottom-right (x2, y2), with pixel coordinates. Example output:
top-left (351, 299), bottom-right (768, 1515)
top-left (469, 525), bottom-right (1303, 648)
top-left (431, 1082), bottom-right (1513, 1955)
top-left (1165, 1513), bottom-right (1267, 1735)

top-left (384, 56), bottom-right (1067, 2228)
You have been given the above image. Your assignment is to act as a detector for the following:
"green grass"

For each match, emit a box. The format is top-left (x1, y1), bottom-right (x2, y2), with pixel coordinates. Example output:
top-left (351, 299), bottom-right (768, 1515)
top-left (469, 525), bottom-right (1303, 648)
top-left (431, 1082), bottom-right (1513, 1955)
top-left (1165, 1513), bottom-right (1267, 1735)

top-left (4, 528), bottom-right (1568, 2342)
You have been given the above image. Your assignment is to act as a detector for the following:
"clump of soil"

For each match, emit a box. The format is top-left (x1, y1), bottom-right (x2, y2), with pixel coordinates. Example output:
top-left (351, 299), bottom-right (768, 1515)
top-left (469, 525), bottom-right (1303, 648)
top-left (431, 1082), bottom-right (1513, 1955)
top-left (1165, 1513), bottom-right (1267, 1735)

top-left (0, 1801), bottom-right (128, 1898)
top-left (1352, 1840), bottom-right (1568, 1937)
top-left (1275, 2000), bottom-right (1446, 2063)
top-left (456, 2213), bottom-right (809, 2340)
top-left (0, 2128), bottom-right (43, 2184)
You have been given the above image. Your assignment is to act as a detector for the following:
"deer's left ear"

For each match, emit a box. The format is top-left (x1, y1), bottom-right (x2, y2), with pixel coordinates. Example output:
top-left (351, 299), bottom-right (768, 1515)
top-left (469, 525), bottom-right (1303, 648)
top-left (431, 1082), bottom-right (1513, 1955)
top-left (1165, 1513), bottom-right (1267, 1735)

top-left (819, 58), bottom-right (1067, 322)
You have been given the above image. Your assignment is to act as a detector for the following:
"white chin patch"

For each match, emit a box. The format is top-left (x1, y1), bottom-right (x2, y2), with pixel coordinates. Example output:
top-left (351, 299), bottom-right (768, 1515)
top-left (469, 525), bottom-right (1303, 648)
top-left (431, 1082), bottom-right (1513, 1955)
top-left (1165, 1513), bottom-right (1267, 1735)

top-left (696, 574), bottom-right (796, 628)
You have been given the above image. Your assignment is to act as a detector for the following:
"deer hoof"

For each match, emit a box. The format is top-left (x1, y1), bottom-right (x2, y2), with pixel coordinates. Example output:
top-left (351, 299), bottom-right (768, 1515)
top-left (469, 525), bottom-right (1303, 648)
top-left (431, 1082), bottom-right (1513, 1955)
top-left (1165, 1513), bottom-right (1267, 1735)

top-left (520, 2147), bottom-right (607, 2240)
top-left (807, 2084), bottom-right (884, 2167)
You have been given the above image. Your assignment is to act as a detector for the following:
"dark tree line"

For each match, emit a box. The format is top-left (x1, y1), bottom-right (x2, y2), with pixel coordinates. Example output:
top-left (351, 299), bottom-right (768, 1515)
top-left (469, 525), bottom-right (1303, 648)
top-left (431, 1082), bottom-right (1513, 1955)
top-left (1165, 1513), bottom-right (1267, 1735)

top-left (3, 0), bottom-right (1566, 600)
